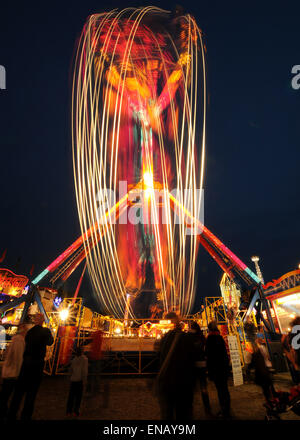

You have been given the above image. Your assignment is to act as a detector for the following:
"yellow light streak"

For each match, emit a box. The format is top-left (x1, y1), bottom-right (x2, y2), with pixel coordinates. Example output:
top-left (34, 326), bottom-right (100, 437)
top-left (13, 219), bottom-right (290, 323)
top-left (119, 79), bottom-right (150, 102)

top-left (72, 7), bottom-right (206, 319)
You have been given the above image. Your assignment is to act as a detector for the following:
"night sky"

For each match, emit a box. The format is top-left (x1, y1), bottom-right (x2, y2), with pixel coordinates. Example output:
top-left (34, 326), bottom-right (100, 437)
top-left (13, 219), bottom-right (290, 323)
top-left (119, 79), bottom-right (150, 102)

top-left (0, 0), bottom-right (299, 313)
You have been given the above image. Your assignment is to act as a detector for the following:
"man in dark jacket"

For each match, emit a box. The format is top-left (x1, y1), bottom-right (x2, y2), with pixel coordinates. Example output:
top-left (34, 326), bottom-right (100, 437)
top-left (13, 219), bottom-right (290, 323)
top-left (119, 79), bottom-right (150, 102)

top-left (157, 312), bottom-right (196, 420)
top-left (7, 313), bottom-right (54, 420)
top-left (205, 321), bottom-right (231, 418)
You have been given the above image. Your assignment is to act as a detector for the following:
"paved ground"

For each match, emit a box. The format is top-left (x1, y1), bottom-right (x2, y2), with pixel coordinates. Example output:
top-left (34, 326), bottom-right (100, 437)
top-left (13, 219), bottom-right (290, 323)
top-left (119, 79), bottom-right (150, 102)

top-left (17, 372), bottom-right (300, 421)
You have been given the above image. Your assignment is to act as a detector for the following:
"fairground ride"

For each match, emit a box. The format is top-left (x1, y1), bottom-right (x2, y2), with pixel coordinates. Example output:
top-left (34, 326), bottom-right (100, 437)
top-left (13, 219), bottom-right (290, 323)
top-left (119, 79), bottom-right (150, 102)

top-left (0, 7), bottom-right (276, 338)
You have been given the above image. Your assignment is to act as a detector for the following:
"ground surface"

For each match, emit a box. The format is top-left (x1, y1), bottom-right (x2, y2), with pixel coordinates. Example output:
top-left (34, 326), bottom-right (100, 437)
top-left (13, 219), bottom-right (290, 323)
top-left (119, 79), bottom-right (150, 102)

top-left (12, 372), bottom-right (299, 421)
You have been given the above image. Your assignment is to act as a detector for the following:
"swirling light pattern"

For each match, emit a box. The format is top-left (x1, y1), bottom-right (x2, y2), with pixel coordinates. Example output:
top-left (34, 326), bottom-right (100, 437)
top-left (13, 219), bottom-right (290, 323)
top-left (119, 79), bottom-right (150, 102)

top-left (72, 7), bottom-right (206, 319)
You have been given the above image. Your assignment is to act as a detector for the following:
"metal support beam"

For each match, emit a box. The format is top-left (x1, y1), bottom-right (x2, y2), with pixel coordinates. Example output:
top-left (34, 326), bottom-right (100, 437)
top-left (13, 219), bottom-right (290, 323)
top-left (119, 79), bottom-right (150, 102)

top-left (19, 287), bottom-right (35, 324)
top-left (34, 289), bottom-right (50, 324)
top-left (257, 285), bottom-right (276, 333)
top-left (0, 295), bottom-right (27, 314)
top-left (0, 287), bottom-right (48, 326)
top-left (258, 312), bottom-right (272, 334)
top-left (243, 287), bottom-right (276, 335)
top-left (243, 290), bottom-right (260, 322)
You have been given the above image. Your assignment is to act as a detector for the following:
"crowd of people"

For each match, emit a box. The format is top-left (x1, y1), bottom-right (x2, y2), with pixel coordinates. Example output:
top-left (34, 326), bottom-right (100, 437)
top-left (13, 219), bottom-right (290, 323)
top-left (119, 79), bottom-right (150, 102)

top-left (0, 311), bottom-right (300, 420)
top-left (156, 312), bottom-right (231, 420)
top-left (156, 313), bottom-right (300, 420)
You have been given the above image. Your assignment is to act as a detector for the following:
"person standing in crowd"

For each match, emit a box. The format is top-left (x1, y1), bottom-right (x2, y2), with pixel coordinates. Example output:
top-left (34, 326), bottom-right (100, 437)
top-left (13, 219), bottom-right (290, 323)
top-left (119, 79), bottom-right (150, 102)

top-left (244, 316), bottom-right (258, 344)
top-left (85, 330), bottom-right (103, 396)
top-left (66, 346), bottom-right (88, 417)
top-left (249, 340), bottom-right (277, 404)
top-left (189, 321), bottom-right (212, 417)
top-left (156, 312), bottom-right (196, 420)
top-left (243, 344), bottom-right (254, 383)
top-left (205, 321), bottom-right (231, 419)
top-left (256, 338), bottom-right (273, 371)
top-left (0, 323), bottom-right (27, 418)
top-left (7, 313), bottom-right (54, 420)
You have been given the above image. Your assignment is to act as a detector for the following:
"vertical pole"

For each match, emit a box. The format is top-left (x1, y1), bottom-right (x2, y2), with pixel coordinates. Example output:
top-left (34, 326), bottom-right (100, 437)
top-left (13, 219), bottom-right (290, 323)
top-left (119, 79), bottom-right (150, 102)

top-left (19, 286), bottom-right (35, 324)
top-left (77, 299), bottom-right (84, 348)
top-left (258, 285), bottom-right (276, 334)
top-left (204, 299), bottom-right (208, 328)
top-left (272, 300), bottom-right (283, 334)
top-left (139, 338), bottom-right (142, 374)
top-left (72, 263), bottom-right (87, 306)
top-left (34, 289), bottom-right (50, 324)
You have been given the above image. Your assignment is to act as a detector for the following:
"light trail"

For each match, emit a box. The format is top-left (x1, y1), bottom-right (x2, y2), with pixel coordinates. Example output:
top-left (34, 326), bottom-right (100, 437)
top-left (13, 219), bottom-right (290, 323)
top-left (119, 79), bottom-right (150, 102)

top-left (72, 7), bottom-right (207, 318)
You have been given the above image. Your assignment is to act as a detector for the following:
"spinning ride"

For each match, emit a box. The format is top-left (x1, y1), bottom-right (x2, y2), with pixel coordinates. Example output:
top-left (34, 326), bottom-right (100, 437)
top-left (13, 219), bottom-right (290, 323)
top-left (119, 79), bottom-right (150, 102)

top-left (72, 7), bottom-right (206, 319)
top-left (1, 8), bottom-right (276, 334)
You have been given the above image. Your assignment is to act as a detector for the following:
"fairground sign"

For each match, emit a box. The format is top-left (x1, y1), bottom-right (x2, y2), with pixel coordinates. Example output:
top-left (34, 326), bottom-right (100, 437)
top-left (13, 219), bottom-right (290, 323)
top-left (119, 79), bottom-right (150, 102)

top-left (264, 269), bottom-right (300, 300)
top-left (0, 268), bottom-right (29, 297)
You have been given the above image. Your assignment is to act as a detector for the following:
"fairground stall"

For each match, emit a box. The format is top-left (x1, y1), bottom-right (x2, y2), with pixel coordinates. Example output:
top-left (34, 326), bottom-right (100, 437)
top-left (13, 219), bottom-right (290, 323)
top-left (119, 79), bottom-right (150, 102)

top-left (264, 269), bottom-right (300, 334)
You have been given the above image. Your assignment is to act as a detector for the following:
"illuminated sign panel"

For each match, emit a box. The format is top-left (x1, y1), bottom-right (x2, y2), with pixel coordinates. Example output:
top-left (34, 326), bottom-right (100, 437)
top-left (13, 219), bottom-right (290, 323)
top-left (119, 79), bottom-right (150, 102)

top-left (264, 270), bottom-right (300, 299)
top-left (264, 270), bottom-right (300, 333)
top-left (0, 268), bottom-right (29, 297)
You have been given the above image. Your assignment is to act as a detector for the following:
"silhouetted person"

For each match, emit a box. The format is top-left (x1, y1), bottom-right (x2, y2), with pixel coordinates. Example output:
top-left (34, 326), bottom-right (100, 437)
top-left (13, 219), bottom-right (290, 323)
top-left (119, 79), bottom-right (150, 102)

top-left (189, 321), bottom-right (211, 416)
top-left (244, 316), bottom-right (258, 344)
top-left (0, 323), bottom-right (27, 419)
top-left (243, 345), bottom-right (253, 383)
top-left (256, 338), bottom-right (272, 370)
top-left (66, 347), bottom-right (88, 417)
top-left (249, 341), bottom-right (277, 403)
top-left (205, 321), bottom-right (231, 418)
top-left (157, 312), bottom-right (196, 420)
top-left (7, 313), bottom-right (54, 420)
top-left (85, 330), bottom-right (103, 396)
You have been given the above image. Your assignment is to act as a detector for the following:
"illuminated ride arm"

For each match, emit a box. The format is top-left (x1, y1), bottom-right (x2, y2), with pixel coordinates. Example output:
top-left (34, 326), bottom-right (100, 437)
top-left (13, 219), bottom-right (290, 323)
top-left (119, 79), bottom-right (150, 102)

top-left (157, 52), bottom-right (191, 114)
top-left (103, 58), bottom-right (151, 113)
top-left (147, 52), bottom-right (191, 132)
top-left (167, 192), bottom-right (276, 333)
top-left (31, 193), bottom-right (129, 286)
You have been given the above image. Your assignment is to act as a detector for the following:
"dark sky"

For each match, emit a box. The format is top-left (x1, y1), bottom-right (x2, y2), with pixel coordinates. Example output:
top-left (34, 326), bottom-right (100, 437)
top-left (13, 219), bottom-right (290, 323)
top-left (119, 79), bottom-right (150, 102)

top-left (0, 0), bottom-right (299, 313)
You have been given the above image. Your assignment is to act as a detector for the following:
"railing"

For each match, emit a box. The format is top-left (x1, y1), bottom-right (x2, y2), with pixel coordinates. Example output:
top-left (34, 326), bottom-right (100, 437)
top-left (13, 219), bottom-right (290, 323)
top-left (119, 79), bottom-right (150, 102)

top-left (43, 317), bottom-right (204, 375)
top-left (48, 334), bottom-right (160, 376)
top-left (0, 295), bottom-right (251, 375)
